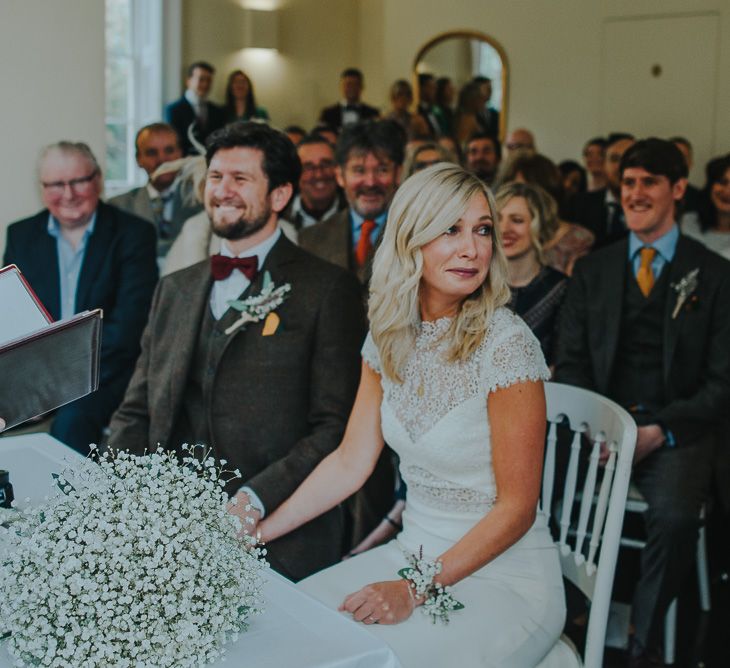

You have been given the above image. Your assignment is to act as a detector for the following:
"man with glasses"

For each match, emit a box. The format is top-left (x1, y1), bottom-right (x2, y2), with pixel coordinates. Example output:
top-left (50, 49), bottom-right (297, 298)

top-left (282, 133), bottom-right (346, 230)
top-left (3, 141), bottom-right (158, 453)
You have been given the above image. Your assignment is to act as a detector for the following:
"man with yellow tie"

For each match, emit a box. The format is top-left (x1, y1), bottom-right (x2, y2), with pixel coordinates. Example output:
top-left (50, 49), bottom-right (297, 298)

top-left (555, 138), bottom-right (730, 667)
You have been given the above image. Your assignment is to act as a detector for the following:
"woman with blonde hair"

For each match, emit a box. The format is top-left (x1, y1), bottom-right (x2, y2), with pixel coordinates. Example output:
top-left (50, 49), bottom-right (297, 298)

top-left (258, 163), bottom-right (566, 667)
top-left (495, 182), bottom-right (568, 366)
top-left (496, 151), bottom-right (594, 274)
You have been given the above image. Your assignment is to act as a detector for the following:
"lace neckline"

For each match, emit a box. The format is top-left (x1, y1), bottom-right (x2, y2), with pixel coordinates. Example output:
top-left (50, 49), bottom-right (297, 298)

top-left (417, 317), bottom-right (452, 348)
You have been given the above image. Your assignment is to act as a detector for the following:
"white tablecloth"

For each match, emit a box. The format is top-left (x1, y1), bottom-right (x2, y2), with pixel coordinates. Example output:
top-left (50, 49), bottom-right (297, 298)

top-left (0, 433), bottom-right (401, 668)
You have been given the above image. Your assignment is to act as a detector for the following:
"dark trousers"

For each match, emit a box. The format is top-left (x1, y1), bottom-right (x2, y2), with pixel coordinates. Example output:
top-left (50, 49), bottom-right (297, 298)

top-left (630, 438), bottom-right (715, 646)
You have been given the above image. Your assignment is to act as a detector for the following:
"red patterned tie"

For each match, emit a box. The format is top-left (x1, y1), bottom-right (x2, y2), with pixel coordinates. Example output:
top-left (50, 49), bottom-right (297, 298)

top-left (210, 254), bottom-right (258, 281)
top-left (355, 219), bottom-right (377, 267)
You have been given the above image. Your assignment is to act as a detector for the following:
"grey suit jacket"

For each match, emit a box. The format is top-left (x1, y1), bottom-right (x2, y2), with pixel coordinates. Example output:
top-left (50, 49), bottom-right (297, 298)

top-left (109, 185), bottom-right (202, 256)
top-left (108, 235), bottom-right (367, 579)
top-left (298, 208), bottom-right (379, 286)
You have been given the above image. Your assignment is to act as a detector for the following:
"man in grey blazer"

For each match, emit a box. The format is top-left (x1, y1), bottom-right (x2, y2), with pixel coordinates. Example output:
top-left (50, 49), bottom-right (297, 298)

top-left (109, 123), bottom-right (202, 258)
top-left (108, 123), bottom-right (366, 580)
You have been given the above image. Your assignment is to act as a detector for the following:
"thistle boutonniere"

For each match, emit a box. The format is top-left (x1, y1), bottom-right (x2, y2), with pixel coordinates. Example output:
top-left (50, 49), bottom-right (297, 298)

top-left (670, 268), bottom-right (699, 319)
top-left (224, 271), bottom-right (291, 335)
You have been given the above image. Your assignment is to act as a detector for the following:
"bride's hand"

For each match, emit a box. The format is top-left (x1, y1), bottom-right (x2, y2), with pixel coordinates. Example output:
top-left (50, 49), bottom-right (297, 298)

top-left (339, 579), bottom-right (416, 625)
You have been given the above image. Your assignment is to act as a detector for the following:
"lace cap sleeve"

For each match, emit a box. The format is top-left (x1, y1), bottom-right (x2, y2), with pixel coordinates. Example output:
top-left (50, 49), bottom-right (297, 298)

top-left (481, 310), bottom-right (550, 394)
top-left (361, 331), bottom-right (381, 374)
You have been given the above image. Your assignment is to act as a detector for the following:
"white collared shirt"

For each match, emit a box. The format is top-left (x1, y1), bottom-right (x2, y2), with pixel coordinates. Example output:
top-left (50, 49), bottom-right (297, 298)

top-left (209, 227), bottom-right (281, 320)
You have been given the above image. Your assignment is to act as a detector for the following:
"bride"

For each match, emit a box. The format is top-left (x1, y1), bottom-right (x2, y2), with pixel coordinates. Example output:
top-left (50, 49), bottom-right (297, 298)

top-left (258, 163), bottom-right (566, 667)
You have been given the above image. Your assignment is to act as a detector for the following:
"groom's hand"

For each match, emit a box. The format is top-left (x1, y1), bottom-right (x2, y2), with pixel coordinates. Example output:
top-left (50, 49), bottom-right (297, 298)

top-left (227, 490), bottom-right (262, 538)
top-left (339, 580), bottom-right (415, 625)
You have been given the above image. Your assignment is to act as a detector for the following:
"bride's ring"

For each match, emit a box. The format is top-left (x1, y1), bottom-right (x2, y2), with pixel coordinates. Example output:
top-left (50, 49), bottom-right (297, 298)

top-left (367, 615), bottom-right (377, 623)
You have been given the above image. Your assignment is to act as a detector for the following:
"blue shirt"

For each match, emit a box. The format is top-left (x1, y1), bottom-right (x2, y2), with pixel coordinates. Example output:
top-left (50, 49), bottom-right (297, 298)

top-left (46, 213), bottom-right (97, 320)
top-left (350, 210), bottom-right (387, 249)
top-left (628, 224), bottom-right (679, 279)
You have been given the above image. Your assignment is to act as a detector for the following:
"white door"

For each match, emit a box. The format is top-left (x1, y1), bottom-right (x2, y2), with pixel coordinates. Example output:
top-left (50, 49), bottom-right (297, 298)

top-left (601, 12), bottom-right (719, 185)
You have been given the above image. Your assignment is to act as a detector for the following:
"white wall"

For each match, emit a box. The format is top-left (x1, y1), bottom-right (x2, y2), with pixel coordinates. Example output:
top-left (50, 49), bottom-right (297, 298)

top-left (0, 1), bottom-right (105, 258)
top-left (359, 0), bottom-right (730, 183)
top-left (181, 0), bottom-right (360, 129)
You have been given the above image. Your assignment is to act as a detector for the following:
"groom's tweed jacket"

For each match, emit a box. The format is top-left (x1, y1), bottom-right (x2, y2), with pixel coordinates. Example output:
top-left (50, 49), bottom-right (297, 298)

top-left (108, 235), bottom-right (366, 580)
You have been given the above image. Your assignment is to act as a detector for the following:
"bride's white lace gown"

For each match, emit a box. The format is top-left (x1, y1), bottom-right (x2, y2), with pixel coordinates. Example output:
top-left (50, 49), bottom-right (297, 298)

top-left (298, 308), bottom-right (566, 667)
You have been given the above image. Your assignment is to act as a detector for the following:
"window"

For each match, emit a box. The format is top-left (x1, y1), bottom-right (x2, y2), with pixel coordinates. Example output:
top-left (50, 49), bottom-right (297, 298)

top-left (105, 0), bottom-right (164, 194)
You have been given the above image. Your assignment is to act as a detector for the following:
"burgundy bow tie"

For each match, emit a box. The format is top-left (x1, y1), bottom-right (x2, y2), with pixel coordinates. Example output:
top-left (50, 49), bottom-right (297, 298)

top-left (210, 254), bottom-right (259, 281)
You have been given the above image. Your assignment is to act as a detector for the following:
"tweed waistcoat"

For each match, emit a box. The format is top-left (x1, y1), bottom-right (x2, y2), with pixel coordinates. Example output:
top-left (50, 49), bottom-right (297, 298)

top-left (608, 261), bottom-right (671, 420)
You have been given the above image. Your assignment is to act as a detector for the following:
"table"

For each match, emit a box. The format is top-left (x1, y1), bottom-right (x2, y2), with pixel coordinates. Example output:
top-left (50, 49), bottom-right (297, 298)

top-left (0, 433), bottom-right (401, 668)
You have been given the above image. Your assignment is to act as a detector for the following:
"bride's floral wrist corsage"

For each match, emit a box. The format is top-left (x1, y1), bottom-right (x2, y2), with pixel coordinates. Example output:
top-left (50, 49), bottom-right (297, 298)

top-left (398, 546), bottom-right (464, 624)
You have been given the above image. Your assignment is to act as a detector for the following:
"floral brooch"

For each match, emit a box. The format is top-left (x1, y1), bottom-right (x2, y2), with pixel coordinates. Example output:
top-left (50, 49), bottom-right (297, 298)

top-left (224, 271), bottom-right (291, 335)
top-left (670, 268), bottom-right (699, 319)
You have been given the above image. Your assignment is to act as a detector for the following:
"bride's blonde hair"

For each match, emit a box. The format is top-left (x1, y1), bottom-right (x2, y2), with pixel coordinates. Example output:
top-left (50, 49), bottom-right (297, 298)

top-left (369, 163), bottom-right (511, 382)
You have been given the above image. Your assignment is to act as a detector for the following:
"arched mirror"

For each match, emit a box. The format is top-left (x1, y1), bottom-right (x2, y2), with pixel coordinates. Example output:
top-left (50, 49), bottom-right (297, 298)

top-left (414, 31), bottom-right (508, 144)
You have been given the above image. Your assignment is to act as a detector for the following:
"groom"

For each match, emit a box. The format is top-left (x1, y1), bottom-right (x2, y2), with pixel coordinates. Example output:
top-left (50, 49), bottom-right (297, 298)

top-left (108, 122), bottom-right (367, 580)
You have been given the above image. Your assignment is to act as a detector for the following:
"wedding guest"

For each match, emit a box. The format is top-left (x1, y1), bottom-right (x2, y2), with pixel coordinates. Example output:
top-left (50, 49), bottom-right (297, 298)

top-left (384, 79), bottom-right (430, 140)
top-left (259, 163), bottom-right (565, 667)
top-left (472, 75), bottom-right (500, 138)
top-left (567, 133), bottom-right (635, 248)
top-left (281, 133), bottom-right (346, 230)
top-left (438, 135), bottom-right (462, 165)
top-left (4, 141), bottom-right (158, 452)
top-left (582, 137), bottom-right (607, 191)
top-left (283, 125), bottom-right (306, 145)
top-left (499, 151), bottom-right (594, 274)
top-left (495, 182), bottom-right (568, 365)
top-left (299, 119), bottom-right (404, 286)
top-left (670, 136), bottom-right (701, 213)
top-left (109, 123), bottom-right (202, 258)
top-left (464, 132), bottom-right (501, 187)
top-left (434, 76), bottom-right (456, 137)
top-left (223, 70), bottom-right (269, 123)
top-left (556, 138), bottom-right (730, 666)
top-left (504, 127), bottom-right (536, 157)
top-left (416, 73), bottom-right (443, 138)
top-left (454, 81), bottom-right (485, 145)
top-left (165, 61), bottom-right (225, 155)
top-left (682, 154), bottom-right (730, 260)
top-left (108, 122), bottom-right (366, 581)
top-left (401, 141), bottom-right (450, 178)
top-left (319, 68), bottom-right (379, 133)
top-left (559, 159), bottom-right (587, 201)
top-left (310, 124), bottom-right (338, 146)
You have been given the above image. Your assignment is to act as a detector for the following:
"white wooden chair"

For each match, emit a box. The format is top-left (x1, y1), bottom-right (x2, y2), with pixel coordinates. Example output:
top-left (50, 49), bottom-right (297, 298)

top-left (539, 382), bottom-right (637, 668)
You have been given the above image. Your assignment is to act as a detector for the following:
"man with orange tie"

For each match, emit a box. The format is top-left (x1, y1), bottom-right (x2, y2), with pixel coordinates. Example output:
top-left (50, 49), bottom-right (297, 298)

top-left (299, 119), bottom-right (404, 289)
top-left (555, 138), bottom-right (730, 668)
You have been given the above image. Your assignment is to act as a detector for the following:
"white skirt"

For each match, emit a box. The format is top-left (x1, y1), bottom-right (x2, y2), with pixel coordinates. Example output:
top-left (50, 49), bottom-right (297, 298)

top-left (298, 501), bottom-right (567, 668)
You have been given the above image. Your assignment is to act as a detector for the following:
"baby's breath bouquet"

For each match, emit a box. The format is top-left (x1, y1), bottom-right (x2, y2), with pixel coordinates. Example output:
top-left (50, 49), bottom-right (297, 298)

top-left (0, 445), bottom-right (268, 668)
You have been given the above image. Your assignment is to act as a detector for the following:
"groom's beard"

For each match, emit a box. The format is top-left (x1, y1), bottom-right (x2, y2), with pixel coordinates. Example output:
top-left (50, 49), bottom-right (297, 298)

top-left (208, 196), bottom-right (272, 240)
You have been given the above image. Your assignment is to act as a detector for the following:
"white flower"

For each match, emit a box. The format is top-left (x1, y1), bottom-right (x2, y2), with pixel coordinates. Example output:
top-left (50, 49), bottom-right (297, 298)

top-left (0, 444), bottom-right (268, 667)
